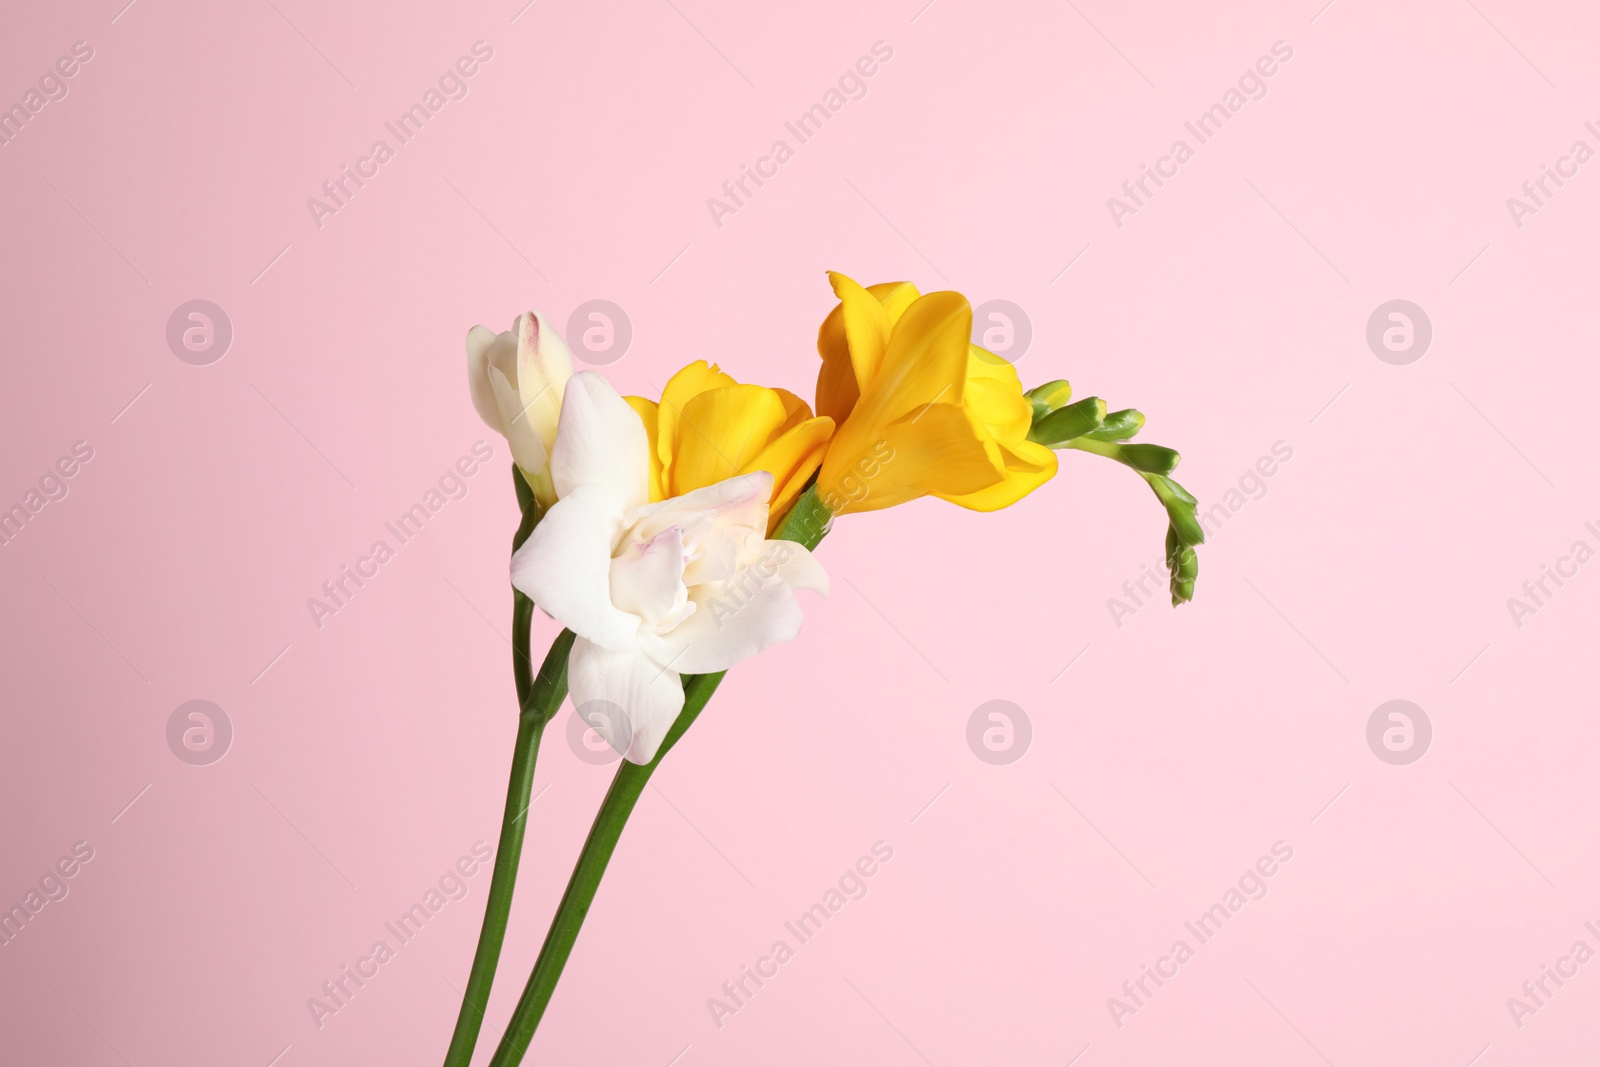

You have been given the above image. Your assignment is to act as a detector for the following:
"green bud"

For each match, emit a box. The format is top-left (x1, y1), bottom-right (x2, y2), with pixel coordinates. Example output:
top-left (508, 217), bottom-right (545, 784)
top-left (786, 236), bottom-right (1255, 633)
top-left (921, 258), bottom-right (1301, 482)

top-left (1029, 397), bottom-right (1105, 446)
top-left (1083, 408), bottom-right (1145, 442)
top-left (1024, 379), bottom-right (1073, 419)
top-left (1115, 443), bottom-right (1180, 475)
top-left (1151, 475), bottom-right (1204, 546)
top-left (1165, 526), bottom-right (1198, 605)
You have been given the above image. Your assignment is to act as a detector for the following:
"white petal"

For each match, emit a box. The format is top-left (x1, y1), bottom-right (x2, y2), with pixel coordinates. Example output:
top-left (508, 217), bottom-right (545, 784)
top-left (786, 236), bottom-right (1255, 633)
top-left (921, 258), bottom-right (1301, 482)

top-left (629, 472), bottom-right (771, 586)
top-left (569, 638), bottom-right (685, 764)
top-left (509, 487), bottom-right (639, 650)
top-left (490, 365), bottom-right (549, 474)
top-left (758, 539), bottom-right (829, 595)
top-left (630, 470), bottom-right (771, 531)
top-left (644, 572), bottom-right (805, 675)
top-left (516, 311), bottom-right (574, 455)
top-left (550, 372), bottom-right (650, 510)
top-left (610, 526), bottom-right (688, 625)
top-left (467, 325), bottom-right (512, 434)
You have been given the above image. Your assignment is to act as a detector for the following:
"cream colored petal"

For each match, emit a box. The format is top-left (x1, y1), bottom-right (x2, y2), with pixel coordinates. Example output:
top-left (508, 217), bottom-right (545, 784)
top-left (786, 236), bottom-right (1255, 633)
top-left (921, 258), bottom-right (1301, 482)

top-left (467, 325), bottom-right (510, 434)
top-left (509, 486), bottom-right (639, 650)
top-left (568, 638), bottom-right (685, 765)
top-left (490, 365), bottom-right (548, 474)
top-left (549, 372), bottom-right (650, 511)
top-left (516, 310), bottom-right (574, 454)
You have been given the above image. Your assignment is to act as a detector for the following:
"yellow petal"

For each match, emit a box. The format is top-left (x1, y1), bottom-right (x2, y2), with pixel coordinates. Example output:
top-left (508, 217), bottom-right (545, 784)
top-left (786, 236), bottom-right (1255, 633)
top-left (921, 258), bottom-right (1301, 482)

top-left (755, 416), bottom-right (834, 531)
top-left (937, 439), bottom-right (1058, 512)
top-left (819, 403), bottom-right (1000, 514)
top-left (770, 388), bottom-right (814, 438)
top-left (963, 375), bottom-right (1034, 446)
top-left (658, 360), bottom-right (737, 478)
top-left (671, 385), bottom-right (788, 495)
top-left (873, 280), bottom-right (921, 329)
top-left (965, 344), bottom-right (1023, 387)
top-left (814, 342), bottom-right (861, 425)
top-left (851, 290), bottom-right (972, 428)
top-left (624, 395), bottom-right (665, 501)
top-left (814, 276), bottom-right (922, 425)
top-left (756, 390), bottom-right (833, 524)
top-left (828, 272), bottom-right (892, 393)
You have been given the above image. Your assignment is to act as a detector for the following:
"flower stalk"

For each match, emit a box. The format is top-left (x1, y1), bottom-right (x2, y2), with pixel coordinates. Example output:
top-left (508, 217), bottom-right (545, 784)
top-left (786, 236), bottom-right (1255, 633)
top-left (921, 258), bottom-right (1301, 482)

top-left (441, 470), bottom-right (573, 1067)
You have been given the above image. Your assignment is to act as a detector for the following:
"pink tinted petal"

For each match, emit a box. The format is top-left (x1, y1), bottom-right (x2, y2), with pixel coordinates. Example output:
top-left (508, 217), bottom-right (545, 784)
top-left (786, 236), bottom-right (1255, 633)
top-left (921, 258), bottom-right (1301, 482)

top-left (610, 527), bottom-right (688, 624)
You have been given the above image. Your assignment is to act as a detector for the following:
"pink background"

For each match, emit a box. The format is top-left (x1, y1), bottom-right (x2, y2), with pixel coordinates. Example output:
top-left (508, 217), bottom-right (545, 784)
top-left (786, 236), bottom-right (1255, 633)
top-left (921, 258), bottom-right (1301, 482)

top-left (3, 0), bottom-right (1598, 1063)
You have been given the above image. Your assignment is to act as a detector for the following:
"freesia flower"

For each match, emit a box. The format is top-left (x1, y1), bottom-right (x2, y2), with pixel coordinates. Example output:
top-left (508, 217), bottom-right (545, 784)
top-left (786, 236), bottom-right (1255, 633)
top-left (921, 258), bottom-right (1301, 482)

top-left (813, 272), bottom-right (1057, 513)
top-left (510, 372), bottom-right (827, 763)
top-left (624, 362), bottom-right (834, 532)
top-left (467, 310), bottom-right (574, 508)
top-left (445, 277), bottom-right (1206, 1067)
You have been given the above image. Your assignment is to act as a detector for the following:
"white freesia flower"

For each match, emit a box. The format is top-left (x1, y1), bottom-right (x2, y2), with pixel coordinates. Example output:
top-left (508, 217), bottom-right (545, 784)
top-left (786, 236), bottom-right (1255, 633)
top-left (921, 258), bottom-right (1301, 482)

top-left (467, 310), bottom-right (574, 507)
top-left (510, 372), bottom-right (828, 764)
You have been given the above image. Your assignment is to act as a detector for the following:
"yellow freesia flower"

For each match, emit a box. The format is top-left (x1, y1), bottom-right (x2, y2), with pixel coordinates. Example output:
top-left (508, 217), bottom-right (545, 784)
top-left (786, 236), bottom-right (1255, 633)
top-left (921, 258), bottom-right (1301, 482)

top-left (813, 272), bottom-right (1057, 514)
top-left (626, 361), bottom-right (834, 531)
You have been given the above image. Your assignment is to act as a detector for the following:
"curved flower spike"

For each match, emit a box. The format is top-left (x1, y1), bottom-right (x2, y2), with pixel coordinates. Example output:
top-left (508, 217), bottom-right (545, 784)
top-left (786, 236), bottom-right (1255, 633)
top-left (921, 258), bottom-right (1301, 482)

top-left (510, 372), bottom-right (827, 763)
top-left (467, 310), bottom-right (575, 508)
top-left (624, 361), bottom-right (834, 532)
top-left (1025, 382), bottom-right (1206, 605)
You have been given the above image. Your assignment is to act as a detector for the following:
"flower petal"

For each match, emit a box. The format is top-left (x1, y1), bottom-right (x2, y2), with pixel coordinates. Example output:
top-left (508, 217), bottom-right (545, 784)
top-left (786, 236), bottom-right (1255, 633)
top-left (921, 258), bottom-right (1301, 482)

top-left (819, 401), bottom-right (1000, 513)
top-left (873, 280), bottom-right (922, 329)
top-left (759, 538), bottom-right (829, 595)
top-left (467, 325), bottom-right (511, 435)
top-left (510, 486), bottom-right (640, 650)
top-left (624, 395), bottom-right (665, 502)
top-left (610, 526), bottom-right (688, 625)
top-left (515, 310), bottom-right (573, 455)
top-left (569, 638), bottom-right (685, 764)
top-left (644, 568), bottom-right (808, 675)
top-left (657, 360), bottom-right (737, 478)
top-left (490, 364), bottom-right (549, 475)
top-left (828, 272), bottom-right (892, 392)
top-left (630, 470), bottom-right (772, 532)
top-left (550, 372), bottom-right (650, 510)
top-left (631, 472), bottom-right (772, 585)
top-left (750, 415), bottom-right (834, 531)
top-left (770, 388), bottom-right (815, 437)
top-left (672, 385), bottom-right (789, 495)
top-left (814, 332), bottom-right (862, 425)
top-left (936, 439), bottom-right (1059, 512)
top-left (815, 278), bottom-right (920, 424)
top-left (864, 290), bottom-right (973, 420)
top-left (964, 374), bottom-right (1034, 444)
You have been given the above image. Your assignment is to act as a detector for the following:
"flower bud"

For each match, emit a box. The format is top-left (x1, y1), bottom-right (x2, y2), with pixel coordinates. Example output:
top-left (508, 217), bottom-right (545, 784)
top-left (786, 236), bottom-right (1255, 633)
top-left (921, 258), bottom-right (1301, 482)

top-left (466, 310), bottom-right (574, 506)
top-left (1028, 397), bottom-right (1105, 446)
top-left (1083, 408), bottom-right (1145, 442)
top-left (1024, 379), bottom-right (1073, 419)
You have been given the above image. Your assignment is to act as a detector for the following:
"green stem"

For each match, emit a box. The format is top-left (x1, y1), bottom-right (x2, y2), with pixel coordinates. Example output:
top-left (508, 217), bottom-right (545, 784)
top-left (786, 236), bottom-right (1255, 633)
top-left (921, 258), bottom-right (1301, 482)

top-left (441, 470), bottom-right (570, 1067)
top-left (486, 672), bottom-right (726, 1066)
top-left (487, 484), bottom-right (834, 1066)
